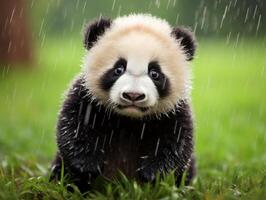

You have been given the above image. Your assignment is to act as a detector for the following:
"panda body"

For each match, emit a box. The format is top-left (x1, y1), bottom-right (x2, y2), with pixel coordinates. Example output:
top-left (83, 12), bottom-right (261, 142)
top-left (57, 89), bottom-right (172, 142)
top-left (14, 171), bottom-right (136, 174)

top-left (51, 14), bottom-right (196, 191)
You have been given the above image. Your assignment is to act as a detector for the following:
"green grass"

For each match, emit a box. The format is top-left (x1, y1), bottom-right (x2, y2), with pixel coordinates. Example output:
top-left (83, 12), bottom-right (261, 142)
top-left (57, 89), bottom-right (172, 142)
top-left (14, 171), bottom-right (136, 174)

top-left (0, 38), bottom-right (266, 199)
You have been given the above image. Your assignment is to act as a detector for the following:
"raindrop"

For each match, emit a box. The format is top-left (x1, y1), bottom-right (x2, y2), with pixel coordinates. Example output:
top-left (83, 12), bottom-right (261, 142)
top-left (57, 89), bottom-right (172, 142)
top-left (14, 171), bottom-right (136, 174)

top-left (92, 113), bottom-right (97, 129)
top-left (233, 0), bottom-right (238, 7)
top-left (9, 7), bottom-right (16, 23)
top-left (228, 0), bottom-right (232, 11)
top-left (74, 122), bottom-right (81, 138)
top-left (244, 7), bottom-right (249, 24)
top-left (175, 13), bottom-right (179, 25)
top-left (94, 136), bottom-right (99, 152)
top-left (112, 0), bottom-right (116, 11)
top-left (220, 5), bottom-right (228, 29)
top-left (140, 123), bottom-right (146, 140)
top-left (235, 33), bottom-right (240, 47)
top-left (41, 33), bottom-right (46, 47)
top-left (97, 165), bottom-right (102, 174)
top-left (193, 22), bottom-right (198, 34)
top-left (173, 0), bottom-right (176, 7)
top-left (166, 0), bottom-right (171, 10)
top-left (177, 127), bottom-right (182, 143)
top-left (84, 104), bottom-right (92, 125)
top-left (136, 166), bottom-right (144, 172)
top-left (109, 130), bottom-right (114, 145)
top-left (117, 5), bottom-right (122, 17)
top-left (102, 134), bottom-right (107, 149)
top-left (108, 109), bottom-right (112, 120)
top-left (82, 1), bottom-right (87, 14)
top-left (155, 0), bottom-right (160, 8)
top-left (30, 0), bottom-right (35, 8)
top-left (140, 155), bottom-right (149, 159)
top-left (201, 6), bottom-right (207, 30)
top-left (253, 5), bottom-right (258, 19)
top-left (19, 7), bottom-right (24, 18)
top-left (154, 138), bottom-right (160, 156)
top-left (45, 2), bottom-right (50, 15)
top-left (226, 32), bottom-right (232, 45)
top-left (256, 14), bottom-right (261, 35)
top-left (7, 41), bottom-right (12, 53)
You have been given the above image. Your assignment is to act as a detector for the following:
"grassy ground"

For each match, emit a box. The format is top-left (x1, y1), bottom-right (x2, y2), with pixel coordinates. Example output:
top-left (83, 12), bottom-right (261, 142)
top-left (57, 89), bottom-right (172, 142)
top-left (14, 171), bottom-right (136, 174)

top-left (0, 38), bottom-right (265, 199)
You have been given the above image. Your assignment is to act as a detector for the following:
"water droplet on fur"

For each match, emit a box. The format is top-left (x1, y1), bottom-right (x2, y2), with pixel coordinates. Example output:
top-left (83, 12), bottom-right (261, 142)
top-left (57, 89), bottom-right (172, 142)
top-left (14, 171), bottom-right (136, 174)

top-left (177, 127), bottom-right (182, 143)
top-left (109, 130), bottom-right (114, 145)
top-left (94, 136), bottom-right (99, 152)
top-left (154, 138), bottom-right (160, 156)
top-left (92, 113), bottom-right (97, 128)
top-left (140, 123), bottom-right (146, 140)
top-left (84, 104), bottom-right (92, 125)
top-left (102, 134), bottom-right (107, 149)
top-left (74, 122), bottom-right (81, 138)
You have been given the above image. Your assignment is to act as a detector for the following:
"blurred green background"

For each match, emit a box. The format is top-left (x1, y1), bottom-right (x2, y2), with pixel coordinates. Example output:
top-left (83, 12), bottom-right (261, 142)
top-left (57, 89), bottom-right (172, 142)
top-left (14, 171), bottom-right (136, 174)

top-left (0, 0), bottom-right (265, 199)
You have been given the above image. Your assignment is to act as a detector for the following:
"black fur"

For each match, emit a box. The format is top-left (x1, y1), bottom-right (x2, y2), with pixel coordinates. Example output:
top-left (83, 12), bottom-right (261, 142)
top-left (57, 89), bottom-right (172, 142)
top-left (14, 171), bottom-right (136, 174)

top-left (148, 61), bottom-right (170, 98)
top-left (51, 75), bottom-right (195, 192)
top-left (83, 17), bottom-right (112, 50)
top-left (171, 27), bottom-right (196, 61)
top-left (100, 58), bottom-right (127, 91)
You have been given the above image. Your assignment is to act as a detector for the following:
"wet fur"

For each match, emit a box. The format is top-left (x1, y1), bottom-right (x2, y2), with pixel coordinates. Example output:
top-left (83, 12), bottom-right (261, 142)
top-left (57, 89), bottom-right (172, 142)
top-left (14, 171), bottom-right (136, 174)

top-left (51, 76), bottom-right (195, 191)
top-left (51, 14), bottom-right (196, 192)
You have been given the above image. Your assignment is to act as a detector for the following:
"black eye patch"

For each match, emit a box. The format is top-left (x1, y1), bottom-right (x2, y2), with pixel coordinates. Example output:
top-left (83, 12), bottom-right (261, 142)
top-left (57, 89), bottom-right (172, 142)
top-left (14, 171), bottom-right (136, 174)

top-left (100, 58), bottom-right (127, 91)
top-left (148, 61), bottom-right (170, 98)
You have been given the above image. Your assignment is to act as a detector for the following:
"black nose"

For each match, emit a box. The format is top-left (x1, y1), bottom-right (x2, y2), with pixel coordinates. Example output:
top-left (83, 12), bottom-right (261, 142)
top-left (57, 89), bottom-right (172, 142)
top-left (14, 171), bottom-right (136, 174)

top-left (122, 92), bottom-right (146, 102)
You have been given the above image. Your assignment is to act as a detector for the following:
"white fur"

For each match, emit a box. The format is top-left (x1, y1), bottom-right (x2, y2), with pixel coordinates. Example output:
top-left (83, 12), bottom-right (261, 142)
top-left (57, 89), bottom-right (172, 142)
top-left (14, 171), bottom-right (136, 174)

top-left (82, 14), bottom-right (192, 118)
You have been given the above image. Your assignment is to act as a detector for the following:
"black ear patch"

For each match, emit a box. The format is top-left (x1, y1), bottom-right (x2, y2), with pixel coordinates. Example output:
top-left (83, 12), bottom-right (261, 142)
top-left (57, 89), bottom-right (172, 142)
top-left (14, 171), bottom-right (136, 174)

top-left (83, 17), bottom-right (112, 49)
top-left (171, 27), bottom-right (196, 61)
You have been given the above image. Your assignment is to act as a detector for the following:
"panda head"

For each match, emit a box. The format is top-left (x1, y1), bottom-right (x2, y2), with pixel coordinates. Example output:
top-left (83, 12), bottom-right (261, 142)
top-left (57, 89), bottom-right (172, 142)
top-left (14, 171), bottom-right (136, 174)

top-left (82, 14), bottom-right (196, 118)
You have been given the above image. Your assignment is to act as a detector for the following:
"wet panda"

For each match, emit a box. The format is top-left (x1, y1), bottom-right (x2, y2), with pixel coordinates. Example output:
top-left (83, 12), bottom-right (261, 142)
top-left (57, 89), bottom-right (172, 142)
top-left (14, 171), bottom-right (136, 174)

top-left (51, 14), bottom-right (197, 191)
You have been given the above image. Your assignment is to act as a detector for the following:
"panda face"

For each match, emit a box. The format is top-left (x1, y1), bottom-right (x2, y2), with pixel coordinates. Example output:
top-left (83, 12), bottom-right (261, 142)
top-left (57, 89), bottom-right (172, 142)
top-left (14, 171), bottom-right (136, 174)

top-left (83, 14), bottom-right (195, 118)
top-left (100, 58), bottom-right (169, 117)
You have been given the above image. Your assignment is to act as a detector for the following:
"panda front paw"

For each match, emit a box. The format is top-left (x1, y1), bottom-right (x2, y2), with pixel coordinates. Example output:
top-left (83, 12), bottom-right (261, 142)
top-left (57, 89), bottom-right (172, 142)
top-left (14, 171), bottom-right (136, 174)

top-left (138, 161), bottom-right (161, 183)
top-left (69, 160), bottom-right (103, 176)
top-left (138, 167), bottom-right (156, 183)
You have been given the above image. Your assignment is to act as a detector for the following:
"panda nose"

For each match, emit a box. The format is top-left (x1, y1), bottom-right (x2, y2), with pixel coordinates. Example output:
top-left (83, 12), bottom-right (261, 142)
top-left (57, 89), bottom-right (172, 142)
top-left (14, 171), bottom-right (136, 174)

top-left (122, 92), bottom-right (146, 102)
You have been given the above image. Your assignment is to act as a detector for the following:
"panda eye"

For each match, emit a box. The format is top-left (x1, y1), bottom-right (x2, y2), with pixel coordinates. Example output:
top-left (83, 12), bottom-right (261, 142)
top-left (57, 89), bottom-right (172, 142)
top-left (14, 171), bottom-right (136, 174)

top-left (113, 58), bottom-right (127, 76)
top-left (114, 66), bottom-right (125, 76)
top-left (149, 70), bottom-right (160, 80)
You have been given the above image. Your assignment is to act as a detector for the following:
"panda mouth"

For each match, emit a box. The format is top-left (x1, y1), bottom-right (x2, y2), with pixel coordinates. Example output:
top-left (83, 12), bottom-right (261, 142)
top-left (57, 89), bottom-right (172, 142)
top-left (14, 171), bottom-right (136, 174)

top-left (117, 105), bottom-right (149, 112)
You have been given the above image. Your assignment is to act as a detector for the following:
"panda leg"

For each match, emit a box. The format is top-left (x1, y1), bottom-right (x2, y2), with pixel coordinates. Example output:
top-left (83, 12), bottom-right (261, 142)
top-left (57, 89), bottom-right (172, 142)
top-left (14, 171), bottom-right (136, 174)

top-left (49, 152), bottom-right (96, 192)
top-left (175, 155), bottom-right (196, 186)
top-left (49, 152), bottom-right (64, 181)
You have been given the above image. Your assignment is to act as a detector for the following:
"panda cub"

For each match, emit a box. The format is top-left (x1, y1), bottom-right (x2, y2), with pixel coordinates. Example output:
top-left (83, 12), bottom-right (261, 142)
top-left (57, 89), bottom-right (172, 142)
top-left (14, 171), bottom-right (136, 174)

top-left (51, 14), bottom-right (196, 191)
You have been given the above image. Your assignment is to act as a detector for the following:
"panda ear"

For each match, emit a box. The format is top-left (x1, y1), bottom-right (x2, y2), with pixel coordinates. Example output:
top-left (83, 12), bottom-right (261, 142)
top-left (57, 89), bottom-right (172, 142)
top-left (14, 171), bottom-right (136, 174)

top-left (171, 27), bottom-right (196, 61)
top-left (83, 17), bottom-right (112, 49)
